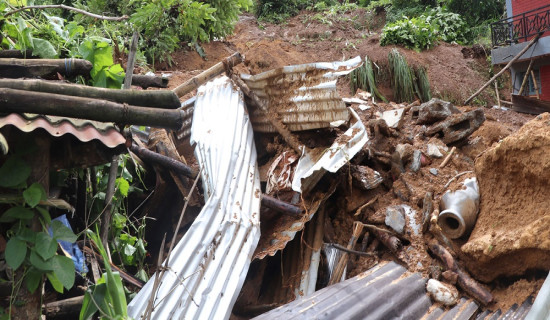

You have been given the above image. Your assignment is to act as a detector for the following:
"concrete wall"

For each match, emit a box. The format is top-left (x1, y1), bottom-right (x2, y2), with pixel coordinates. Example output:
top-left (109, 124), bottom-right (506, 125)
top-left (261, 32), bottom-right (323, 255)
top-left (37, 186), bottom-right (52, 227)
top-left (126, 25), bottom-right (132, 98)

top-left (492, 37), bottom-right (550, 65)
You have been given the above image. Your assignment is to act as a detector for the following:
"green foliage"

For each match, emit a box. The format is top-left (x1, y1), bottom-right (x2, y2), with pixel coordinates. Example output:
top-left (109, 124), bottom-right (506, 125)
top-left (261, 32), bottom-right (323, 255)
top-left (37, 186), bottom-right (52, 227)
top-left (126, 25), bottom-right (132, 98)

top-left (415, 67), bottom-right (431, 102)
top-left (388, 49), bottom-right (415, 103)
top-left (79, 39), bottom-right (125, 88)
top-left (445, 0), bottom-right (504, 27)
top-left (80, 229), bottom-right (128, 320)
top-left (381, 7), bottom-right (467, 51)
top-left (349, 55), bottom-right (387, 102)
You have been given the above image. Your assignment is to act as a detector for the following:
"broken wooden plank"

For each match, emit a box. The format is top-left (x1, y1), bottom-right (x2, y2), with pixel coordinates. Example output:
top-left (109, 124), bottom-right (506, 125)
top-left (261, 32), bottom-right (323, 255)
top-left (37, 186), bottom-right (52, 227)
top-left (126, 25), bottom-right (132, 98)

top-left (511, 94), bottom-right (550, 114)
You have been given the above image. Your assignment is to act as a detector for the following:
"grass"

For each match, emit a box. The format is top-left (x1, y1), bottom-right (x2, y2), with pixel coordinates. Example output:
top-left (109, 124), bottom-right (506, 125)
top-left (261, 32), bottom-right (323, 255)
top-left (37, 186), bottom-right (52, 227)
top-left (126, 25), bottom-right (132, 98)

top-left (349, 55), bottom-right (388, 102)
top-left (388, 49), bottom-right (415, 103)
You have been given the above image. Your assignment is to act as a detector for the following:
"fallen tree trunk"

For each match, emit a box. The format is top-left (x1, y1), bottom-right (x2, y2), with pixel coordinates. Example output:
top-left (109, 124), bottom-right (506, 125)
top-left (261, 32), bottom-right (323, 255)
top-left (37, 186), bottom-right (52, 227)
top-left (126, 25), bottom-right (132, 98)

top-left (0, 58), bottom-right (92, 78)
top-left (0, 88), bottom-right (184, 130)
top-left (428, 239), bottom-right (494, 305)
top-left (131, 74), bottom-right (169, 89)
top-left (0, 79), bottom-right (180, 109)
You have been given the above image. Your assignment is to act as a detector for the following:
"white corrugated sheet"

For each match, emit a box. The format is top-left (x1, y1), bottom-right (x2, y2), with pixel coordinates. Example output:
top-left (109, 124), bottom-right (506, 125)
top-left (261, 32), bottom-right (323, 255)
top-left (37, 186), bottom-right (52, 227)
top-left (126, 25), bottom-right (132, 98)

top-left (241, 56), bottom-right (362, 132)
top-left (292, 108), bottom-right (369, 192)
top-left (128, 76), bottom-right (261, 320)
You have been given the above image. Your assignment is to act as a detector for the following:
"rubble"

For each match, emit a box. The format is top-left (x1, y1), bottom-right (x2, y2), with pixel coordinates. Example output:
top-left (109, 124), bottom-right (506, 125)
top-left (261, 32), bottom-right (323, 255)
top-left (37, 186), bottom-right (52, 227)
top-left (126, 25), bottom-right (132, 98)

top-left (425, 108), bottom-right (486, 144)
top-left (412, 98), bottom-right (460, 124)
top-left (427, 144), bottom-right (444, 158)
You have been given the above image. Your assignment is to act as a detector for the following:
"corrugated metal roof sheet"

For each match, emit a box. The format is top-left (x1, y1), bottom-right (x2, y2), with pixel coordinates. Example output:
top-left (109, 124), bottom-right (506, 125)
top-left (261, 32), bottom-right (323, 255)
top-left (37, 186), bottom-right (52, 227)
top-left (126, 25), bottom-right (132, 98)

top-left (128, 76), bottom-right (261, 320)
top-left (0, 113), bottom-right (125, 148)
top-left (241, 56), bottom-right (362, 132)
top-left (253, 261), bottom-right (432, 320)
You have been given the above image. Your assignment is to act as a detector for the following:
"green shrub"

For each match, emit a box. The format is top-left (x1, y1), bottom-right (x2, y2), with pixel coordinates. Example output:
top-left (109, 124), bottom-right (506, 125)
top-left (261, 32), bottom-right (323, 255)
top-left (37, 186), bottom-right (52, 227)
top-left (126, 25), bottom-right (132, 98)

top-left (381, 8), bottom-right (468, 51)
top-left (445, 0), bottom-right (504, 26)
top-left (349, 55), bottom-right (387, 102)
top-left (381, 16), bottom-right (436, 51)
top-left (388, 49), bottom-right (415, 102)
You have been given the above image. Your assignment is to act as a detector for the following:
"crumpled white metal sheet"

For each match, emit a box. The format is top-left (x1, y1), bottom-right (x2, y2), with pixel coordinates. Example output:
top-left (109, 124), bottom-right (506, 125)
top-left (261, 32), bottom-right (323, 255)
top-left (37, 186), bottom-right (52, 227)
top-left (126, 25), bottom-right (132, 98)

top-left (241, 56), bottom-right (362, 132)
top-left (128, 76), bottom-right (261, 320)
top-left (292, 108), bottom-right (369, 193)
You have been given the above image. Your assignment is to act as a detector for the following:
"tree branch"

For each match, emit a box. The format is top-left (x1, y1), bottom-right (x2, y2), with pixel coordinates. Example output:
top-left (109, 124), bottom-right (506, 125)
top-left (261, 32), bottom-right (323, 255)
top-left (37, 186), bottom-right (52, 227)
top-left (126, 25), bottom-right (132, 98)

top-left (5, 5), bottom-right (129, 21)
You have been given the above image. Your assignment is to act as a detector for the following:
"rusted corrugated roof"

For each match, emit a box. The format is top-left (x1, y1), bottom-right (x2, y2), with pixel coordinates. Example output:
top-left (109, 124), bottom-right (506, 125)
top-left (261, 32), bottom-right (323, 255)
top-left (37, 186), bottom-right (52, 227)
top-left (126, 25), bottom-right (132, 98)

top-left (128, 76), bottom-right (261, 320)
top-left (0, 113), bottom-right (125, 148)
top-left (241, 56), bottom-right (362, 132)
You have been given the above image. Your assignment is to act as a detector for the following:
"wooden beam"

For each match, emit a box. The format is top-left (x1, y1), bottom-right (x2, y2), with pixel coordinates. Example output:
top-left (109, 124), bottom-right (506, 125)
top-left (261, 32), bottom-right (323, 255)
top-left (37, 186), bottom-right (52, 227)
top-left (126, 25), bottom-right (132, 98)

top-left (0, 88), bottom-right (185, 130)
top-left (464, 33), bottom-right (542, 105)
top-left (0, 58), bottom-right (92, 78)
top-left (0, 79), bottom-right (180, 109)
top-left (518, 59), bottom-right (535, 96)
top-left (531, 70), bottom-right (540, 99)
top-left (172, 52), bottom-right (243, 98)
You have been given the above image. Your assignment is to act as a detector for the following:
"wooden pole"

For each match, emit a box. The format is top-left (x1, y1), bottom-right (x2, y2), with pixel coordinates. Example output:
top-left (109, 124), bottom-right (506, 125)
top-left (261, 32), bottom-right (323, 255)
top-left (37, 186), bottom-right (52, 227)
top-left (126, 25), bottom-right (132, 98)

top-left (172, 52), bottom-right (243, 98)
top-left (131, 75), bottom-right (169, 89)
top-left (130, 144), bottom-right (198, 178)
top-left (518, 59), bottom-right (535, 96)
top-left (0, 79), bottom-right (180, 109)
top-left (464, 33), bottom-right (541, 105)
top-left (0, 88), bottom-right (185, 130)
top-left (494, 81), bottom-right (501, 107)
top-left (230, 74), bottom-right (304, 154)
top-left (0, 58), bottom-right (92, 78)
top-left (123, 31), bottom-right (140, 90)
top-left (531, 70), bottom-right (540, 99)
top-left (43, 296), bottom-right (85, 319)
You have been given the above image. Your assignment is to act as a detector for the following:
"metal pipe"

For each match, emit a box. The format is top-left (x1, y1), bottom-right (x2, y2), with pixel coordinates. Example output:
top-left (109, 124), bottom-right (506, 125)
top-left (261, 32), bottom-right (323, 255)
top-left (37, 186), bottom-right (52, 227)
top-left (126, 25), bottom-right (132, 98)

top-left (438, 177), bottom-right (480, 239)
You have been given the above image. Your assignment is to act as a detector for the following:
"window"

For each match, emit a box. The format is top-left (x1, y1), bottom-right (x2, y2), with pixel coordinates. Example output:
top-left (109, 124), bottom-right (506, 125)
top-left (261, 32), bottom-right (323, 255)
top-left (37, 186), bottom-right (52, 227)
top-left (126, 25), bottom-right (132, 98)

top-left (518, 69), bottom-right (541, 96)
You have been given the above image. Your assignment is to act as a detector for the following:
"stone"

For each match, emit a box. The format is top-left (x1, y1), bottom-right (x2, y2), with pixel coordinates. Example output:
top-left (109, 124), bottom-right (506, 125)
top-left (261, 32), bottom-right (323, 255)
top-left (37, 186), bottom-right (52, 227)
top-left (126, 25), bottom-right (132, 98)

top-left (377, 108), bottom-right (405, 129)
top-left (412, 98), bottom-right (460, 125)
top-left (425, 108), bottom-right (486, 144)
top-left (351, 165), bottom-right (383, 190)
top-left (395, 143), bottom-right (414, 163)
top-left (409, 150), bottom-right (422, 172)
top-left (385, 206), bottom-right (406, 234)
top-left (427, 144), bottom-right (443, 158)
top-left (441, 270), bottom-right (458, 285)
top-left (426, 279), bottom-right (459, 306)
top-left (429, 168), bottom-right (438, 176)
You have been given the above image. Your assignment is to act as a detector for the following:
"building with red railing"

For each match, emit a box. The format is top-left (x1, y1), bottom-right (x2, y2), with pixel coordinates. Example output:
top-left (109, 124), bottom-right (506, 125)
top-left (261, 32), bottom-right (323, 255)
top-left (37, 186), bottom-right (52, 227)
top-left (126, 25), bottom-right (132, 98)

top-left (491, 1), bottom-right (550, 111)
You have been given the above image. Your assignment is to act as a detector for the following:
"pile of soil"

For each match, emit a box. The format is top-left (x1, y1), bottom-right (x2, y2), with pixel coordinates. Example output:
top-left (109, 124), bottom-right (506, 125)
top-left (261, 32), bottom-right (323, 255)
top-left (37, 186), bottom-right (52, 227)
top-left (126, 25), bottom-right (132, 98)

top-left (463, 113), bottom-right (550, 282)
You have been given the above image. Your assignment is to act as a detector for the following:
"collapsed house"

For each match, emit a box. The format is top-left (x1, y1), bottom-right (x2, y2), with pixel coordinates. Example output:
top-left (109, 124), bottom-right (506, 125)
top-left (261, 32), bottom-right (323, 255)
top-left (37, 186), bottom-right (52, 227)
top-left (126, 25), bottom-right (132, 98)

top-left (1, 49), bottom-right (550, 320)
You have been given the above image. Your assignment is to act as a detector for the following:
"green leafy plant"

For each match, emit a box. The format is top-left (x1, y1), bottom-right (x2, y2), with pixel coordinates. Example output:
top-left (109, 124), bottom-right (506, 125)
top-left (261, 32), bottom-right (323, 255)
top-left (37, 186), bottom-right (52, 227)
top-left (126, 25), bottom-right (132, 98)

top-left (415, 66), bottom-right (431, 102)
top-left (0, 153), bottom-right (78, 315)
top-left (80, 228), bottom-right (128, 320)
top-left (79, 39), bottom-right (125, 88)
top-left (380, 15), bottom-right (436, 51)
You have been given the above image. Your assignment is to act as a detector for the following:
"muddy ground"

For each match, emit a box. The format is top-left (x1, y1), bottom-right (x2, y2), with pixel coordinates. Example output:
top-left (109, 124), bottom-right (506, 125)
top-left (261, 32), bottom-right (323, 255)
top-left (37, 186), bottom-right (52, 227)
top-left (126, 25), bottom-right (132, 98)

top-left (148, 9), bottom-right (545, 318)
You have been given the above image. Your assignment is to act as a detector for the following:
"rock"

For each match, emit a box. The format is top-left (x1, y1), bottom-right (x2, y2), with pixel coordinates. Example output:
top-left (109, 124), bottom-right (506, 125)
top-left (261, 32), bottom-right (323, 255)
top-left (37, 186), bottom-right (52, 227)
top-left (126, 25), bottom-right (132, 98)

top-left (351, 165), bottom-right (383, 190)
top-left (377, 108), bottom-right (405, 129)
top-left (411, 98), bottom-right (460, 125)
top-left (395, 144), bottom-right (414, 163)
top-left (442, 270), bottom-right (458, 285)
top-left (425, 108), bottom-right (486, 144)
top-left (427, 144), bottom-right (443, 158)
top-left (429, 168), bottom-right (438, 176)
top-left (409, 150), bottom-right (422, 172)
top-left (426, 279), bottom-right (459, 306)
top-left (385, 206), bottom-right (406, 234)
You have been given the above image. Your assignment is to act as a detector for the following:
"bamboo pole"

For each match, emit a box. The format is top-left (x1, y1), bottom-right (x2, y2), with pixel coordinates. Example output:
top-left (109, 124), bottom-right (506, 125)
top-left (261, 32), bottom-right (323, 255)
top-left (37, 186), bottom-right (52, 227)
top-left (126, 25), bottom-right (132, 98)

top-left (0, 88), bottom-right (185, 129)
top-left (464, 33), bottom-right (542, 105)
top-left (123, 31), bottom-right (140, 90)
top-left (531, 70), bottom-right (540, 99)
top-left (131, 75), bottom-right (169, 89)
top-left (0, 79), bottom-right (180, 109)
top-left (0, 58), bottom-right (92, 78)
top-left (518, 59), bottom-right (535, 96)
top-left (172, 52), bottom-right (243, 98)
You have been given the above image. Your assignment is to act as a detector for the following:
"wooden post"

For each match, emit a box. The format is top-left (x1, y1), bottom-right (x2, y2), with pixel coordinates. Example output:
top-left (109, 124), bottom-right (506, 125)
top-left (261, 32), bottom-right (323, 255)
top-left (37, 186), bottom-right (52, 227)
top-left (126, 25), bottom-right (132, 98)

top-left (494, 81), bottom-right (501, 107)
top-left (464, 33), bottom-right (542, 105)
top-left (172, 52), bottom-right (243, 98)
top-left (123, 31), bottom-right (140, 90)
top-left (0, 88), bottom-right (185, 130)
top-left (531, 70), bottom-right (540, 99)
top-left (518, 59), bottom-right (535, 96)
